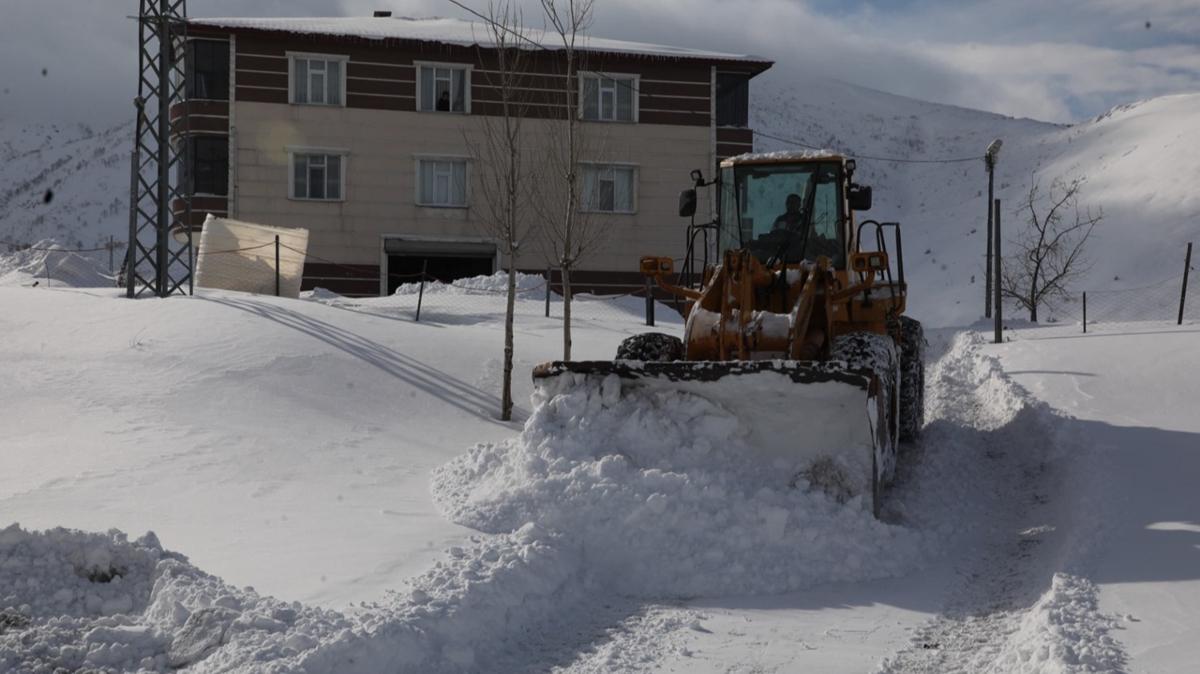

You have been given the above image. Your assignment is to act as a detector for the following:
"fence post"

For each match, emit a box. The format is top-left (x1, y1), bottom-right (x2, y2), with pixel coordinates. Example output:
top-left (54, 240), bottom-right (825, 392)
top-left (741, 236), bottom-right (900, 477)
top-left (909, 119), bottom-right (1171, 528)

top-left (1179, 242), bottom-right (1192, 326)
top-left (1082, 291), bottom-right (1087, 333)
top-left (274, 235), bottom-right (281, 297)
top-left (108, 235), bottom-right (115, 275)
top-left (544, 265), bottom-right (551, 318)
top-left (645, 277), bottom-right (655, 327)
top-left (415, 258), bottom-right (428, 322)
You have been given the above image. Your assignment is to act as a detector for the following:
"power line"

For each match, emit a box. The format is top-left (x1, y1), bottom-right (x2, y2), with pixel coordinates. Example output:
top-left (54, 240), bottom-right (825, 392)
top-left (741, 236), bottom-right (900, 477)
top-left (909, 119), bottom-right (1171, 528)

top-left (754, 129), bottom-right (981, 165)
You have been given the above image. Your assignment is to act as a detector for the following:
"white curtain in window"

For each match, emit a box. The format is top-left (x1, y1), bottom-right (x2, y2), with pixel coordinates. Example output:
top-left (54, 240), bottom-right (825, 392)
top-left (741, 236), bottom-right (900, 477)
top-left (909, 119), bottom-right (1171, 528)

top-left (307, 156), bottom-right (326, 199)
top-left (327, 60), bottom-right (341, 105)
top-left (420, 67), bottom-right (435, 111)
top-left (613, 167), bottom-right (633, 211)
top-left (582, 165), bottom-right (634, 211)
top-left (419, 160), bottom-right (466, 205)
top-left (582, 77), bottom-right (599, 120)
top-left (616, 80), bottom-right (633, 121)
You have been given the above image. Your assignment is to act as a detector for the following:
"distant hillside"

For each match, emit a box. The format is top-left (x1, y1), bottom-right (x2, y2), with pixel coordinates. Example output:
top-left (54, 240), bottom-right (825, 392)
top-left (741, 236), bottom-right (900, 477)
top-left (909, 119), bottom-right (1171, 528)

top-left (0, 121), bottom-right (131, 252)
top-left (752, 71), bottom-right (1200, 325)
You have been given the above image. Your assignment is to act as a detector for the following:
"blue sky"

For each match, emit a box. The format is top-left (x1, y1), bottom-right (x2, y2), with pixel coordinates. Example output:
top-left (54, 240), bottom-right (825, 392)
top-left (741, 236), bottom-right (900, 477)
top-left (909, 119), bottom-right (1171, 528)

top-left (1, 0), bottom-right (1197, 125)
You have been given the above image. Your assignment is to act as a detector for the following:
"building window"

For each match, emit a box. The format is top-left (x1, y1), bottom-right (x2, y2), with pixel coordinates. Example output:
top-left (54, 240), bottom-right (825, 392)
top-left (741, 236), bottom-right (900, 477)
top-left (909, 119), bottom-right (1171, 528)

top-left (580, 73), bottom-right (636, 122)
top-left (582, 164), bottom-right (636, 213)
top-left (716, 72), bottom-right (750, 127)
top-left (186, 40), bottom-right (229, 101)
top-left (180, 136), bottom-right (228, 196)
top-left (291, 153), bottom-right (343, 200)
top-left (290, 54), bottom-right (345, 106)
top-left (417, 159), bottom-right (468, 207)
top-left (417, 64), bottom-right (469, 113)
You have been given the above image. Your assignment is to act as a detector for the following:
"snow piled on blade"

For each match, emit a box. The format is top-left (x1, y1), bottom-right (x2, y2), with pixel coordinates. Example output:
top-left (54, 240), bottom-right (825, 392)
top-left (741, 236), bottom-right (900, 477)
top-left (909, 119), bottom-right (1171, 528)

top-left (433, 373), bottom-right (925, 597)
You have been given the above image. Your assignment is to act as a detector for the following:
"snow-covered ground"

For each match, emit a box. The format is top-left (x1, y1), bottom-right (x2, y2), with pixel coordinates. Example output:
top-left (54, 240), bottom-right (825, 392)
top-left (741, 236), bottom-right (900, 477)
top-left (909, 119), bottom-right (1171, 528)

top-left (2, 278), bottom-right (1197, 672)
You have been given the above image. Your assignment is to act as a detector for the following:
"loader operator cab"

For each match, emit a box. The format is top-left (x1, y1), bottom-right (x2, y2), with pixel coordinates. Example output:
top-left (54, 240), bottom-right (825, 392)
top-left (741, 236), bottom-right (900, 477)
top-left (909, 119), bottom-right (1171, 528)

top-left (717, 157), bottom-right (849, 268)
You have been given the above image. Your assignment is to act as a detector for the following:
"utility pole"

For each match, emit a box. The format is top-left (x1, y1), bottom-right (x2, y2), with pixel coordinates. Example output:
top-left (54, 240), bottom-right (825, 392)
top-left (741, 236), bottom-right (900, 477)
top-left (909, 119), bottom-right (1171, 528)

top-left (984, 139), bottom-right (1002, 318)
top-left (994, 198), bottom-right (1003, 344)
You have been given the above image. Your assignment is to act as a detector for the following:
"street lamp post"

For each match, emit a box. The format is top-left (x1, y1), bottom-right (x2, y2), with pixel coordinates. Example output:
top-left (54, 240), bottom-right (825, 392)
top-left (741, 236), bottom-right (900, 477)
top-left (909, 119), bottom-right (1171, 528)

top-left (984, 139), bottom-right (1002, 318)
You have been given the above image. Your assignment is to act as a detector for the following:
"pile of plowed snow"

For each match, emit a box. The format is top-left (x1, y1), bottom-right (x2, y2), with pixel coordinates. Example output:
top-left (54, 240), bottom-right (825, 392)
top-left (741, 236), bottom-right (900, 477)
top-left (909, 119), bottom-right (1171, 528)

top-left (391, 270), bottom-right (546, 296)
top-left (433, 373), bottom-right (926, 597)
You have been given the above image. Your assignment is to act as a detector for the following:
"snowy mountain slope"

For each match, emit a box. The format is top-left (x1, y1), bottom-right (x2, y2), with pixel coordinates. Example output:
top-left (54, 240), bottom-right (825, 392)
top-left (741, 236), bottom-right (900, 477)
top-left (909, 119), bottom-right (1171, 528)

top-left (0, 121), bottom-right (131, 255)
top-left (752, 72), bottom-right (1200, 326)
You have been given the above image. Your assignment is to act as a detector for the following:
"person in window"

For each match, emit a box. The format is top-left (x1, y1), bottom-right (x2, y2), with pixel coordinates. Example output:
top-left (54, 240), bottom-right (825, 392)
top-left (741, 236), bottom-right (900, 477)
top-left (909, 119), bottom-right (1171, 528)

top-left (437, 91), bottom-right (451, 112)
top-left (772, 193), bottom-right (805, 231)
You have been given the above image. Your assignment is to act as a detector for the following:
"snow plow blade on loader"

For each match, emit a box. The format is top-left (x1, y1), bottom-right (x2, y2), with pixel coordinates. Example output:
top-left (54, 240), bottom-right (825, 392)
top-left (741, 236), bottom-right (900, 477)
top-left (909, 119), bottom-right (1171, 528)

top-left (531, 359), bottom-right (889, 511)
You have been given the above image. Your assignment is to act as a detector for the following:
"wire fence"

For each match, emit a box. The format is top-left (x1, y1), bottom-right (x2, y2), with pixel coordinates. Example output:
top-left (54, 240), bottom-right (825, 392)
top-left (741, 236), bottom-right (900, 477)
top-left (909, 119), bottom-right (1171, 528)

top-left (3, 238), bottom-right (677, 327)
top-left (1048, 243), bottom-right (1196, 331)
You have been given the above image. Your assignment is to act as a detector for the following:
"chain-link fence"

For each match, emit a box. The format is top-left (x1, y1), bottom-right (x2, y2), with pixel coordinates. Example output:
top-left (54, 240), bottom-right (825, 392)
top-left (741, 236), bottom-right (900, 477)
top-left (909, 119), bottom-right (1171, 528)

top-left (1050, 243), bottom-right (1196, 331)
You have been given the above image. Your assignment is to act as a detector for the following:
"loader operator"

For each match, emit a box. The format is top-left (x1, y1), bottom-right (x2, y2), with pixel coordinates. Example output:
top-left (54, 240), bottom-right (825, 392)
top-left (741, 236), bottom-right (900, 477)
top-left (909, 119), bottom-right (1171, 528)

top-left (768, 193), bottom-right (840, 262)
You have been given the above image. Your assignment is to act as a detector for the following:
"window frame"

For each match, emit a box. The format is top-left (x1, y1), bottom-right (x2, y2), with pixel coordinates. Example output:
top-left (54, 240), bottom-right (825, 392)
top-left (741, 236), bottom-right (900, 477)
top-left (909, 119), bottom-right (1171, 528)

top-left (287, 147), bottom-right (349, 202)
top-left (578, 71), bottom-right (639, 123)
top-left (287, 52), bottom-right (349, 107)
top-left (181, 134), bottom-right (230, 197)
top-left (579, 162), bottom-right (639, 214)
top-left (185, 38), bottom-right (230, 102)
top-left (414, 155), bottom-right (471, 209)
top-left (414, 61), bottom-right (473, 114)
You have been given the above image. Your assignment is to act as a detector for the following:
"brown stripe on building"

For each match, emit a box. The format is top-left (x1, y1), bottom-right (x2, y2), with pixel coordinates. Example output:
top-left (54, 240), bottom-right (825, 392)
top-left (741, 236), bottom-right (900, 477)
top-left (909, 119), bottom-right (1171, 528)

top-left (236, 86), bottom-right (288, 104)
top-left (237, 70), bottom-right (288, 89)
top-left (172, 116), bottom-right (230, 135)
top-left (170, 100), bottom-right (230, 119)
top-left (236, 54), bottom-right (289, 73)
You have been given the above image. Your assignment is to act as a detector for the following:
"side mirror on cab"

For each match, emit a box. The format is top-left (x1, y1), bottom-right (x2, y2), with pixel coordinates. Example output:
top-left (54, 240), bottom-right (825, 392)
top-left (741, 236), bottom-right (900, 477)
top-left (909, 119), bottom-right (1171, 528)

top-left (678, 188), bottom-right (697, 218)
top-left (849, 184), bottom-right (872, 211)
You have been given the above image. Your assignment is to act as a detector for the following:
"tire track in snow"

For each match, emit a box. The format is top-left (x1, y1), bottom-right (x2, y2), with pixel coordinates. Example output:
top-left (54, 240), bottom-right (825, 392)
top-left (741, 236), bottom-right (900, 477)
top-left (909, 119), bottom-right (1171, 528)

top-left (878, 332), bottom-right (1126, 674)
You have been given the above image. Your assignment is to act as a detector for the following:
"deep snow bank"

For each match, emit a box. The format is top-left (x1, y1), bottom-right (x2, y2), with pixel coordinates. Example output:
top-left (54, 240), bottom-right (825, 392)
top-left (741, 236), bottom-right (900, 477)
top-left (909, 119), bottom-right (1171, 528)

top-left (433, 373), bottom-right (925, 597)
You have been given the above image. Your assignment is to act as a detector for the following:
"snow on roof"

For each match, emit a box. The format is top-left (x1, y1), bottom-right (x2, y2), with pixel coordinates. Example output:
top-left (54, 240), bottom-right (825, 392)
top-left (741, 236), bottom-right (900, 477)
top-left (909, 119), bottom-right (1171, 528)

top-left (723, 149), bottom-right (845, 164)
top-left (189, 16), bottom-right (772, 66)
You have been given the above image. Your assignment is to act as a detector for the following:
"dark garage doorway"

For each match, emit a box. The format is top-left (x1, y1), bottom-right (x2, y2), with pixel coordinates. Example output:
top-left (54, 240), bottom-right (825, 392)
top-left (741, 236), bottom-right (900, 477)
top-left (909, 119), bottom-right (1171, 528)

top-left (383, 238), bottom-right (496, 295)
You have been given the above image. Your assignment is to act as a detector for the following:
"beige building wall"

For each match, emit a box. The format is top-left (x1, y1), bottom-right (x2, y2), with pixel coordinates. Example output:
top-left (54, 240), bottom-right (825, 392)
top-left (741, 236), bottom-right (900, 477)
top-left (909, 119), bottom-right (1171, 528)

top-left (231, 101), bottom-right (713, 282)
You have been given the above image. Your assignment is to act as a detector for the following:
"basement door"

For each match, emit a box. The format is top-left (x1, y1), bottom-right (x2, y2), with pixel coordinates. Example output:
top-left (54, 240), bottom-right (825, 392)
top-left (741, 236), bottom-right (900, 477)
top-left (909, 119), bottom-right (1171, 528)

top-left (383, 238), bottom-right (497, 295)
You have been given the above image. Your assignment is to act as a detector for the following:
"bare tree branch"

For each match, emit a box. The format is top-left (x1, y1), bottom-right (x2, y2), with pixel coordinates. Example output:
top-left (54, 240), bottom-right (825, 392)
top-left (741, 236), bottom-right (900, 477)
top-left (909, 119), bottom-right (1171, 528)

top-left (1001, 175), bottom-right (1101, 321)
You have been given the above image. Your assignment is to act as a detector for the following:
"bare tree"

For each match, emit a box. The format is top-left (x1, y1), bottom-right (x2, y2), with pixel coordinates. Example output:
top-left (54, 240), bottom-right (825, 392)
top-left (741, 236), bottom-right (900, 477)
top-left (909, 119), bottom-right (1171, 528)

top-left (467, 1), bottom-right (536, 421)
top-left (1001, 176), bottom-right (1101, 321)
top-left (536, 0), bottom-right (606, 361)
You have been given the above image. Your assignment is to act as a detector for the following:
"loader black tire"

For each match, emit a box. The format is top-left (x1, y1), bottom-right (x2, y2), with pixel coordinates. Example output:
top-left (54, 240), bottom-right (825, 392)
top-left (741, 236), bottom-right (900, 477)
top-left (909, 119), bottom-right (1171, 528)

top-left (897, 316), bottom-right (926, 443)
top-left (832, 331), bottom-right (899, 496)
top-left (616, 332), bottom-right (684, 362)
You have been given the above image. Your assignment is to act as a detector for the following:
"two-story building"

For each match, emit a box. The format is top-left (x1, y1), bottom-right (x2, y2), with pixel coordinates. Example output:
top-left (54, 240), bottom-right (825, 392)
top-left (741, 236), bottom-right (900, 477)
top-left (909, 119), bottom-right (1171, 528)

top-left (174, 13), bottom-right (772, 296)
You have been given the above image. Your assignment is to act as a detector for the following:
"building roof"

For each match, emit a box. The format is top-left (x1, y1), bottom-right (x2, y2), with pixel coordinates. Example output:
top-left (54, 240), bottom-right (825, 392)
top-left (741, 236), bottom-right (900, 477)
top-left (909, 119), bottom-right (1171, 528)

top-left (189, 16), bottom-right (773, 70)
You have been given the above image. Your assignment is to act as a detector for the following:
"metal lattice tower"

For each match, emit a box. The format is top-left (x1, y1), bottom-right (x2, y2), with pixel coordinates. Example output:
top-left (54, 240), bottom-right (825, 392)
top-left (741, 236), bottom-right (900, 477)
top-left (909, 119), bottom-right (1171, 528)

top-left (127, 0), bottom-right (192, 298)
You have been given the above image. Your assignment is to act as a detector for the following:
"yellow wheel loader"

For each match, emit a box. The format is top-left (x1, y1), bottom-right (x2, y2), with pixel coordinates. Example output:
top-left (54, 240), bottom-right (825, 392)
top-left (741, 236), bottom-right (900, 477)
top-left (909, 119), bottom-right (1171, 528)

top-left (533, 152), bottom-right (924, 516)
